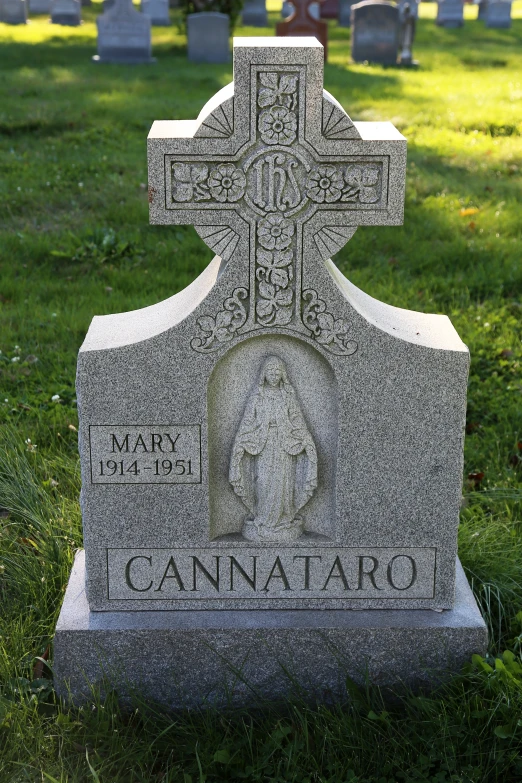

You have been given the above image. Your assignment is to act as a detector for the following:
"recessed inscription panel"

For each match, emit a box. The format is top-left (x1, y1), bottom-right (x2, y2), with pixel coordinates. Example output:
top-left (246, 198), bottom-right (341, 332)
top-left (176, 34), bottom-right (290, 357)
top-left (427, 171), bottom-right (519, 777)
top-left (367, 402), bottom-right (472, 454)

top-left (107, 547), bottom-right (436, 600)
top-left (89, 425), bottom-right (201, 484)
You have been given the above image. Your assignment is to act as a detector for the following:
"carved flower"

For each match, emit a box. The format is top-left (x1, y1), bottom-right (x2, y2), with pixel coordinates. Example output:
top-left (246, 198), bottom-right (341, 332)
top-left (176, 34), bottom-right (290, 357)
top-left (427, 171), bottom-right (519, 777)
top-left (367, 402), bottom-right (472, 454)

top-left (171, 163), bottom-right (209, 202)
top-left (343, 165), bottom-right (380, 203)
top-left (208, 163), bottom-right (246, 203)
top-left (258, 106), bottom-right (297, 146)
top-left (315, 313), bottom-right (357, 354)
top-left (256, 282), bottom-right (293, 325)
top-left (257, 215), bottom-right (295, 251)
top-left (256, 248), bottom-right (293, 288)
top-left (306, 166), bottom-right (344, 203)
top-left (258, 72), bottom-right (298, 109)
top-left (196, 311), bottom-right (237, 343)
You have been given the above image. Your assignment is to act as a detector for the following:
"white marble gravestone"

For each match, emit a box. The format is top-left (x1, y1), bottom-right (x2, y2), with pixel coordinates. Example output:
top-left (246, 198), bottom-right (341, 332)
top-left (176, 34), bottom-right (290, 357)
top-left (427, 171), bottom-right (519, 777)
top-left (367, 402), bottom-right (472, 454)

top-left (436, 0), bottom-right (463, 26)
top-left (94, 0), bottom-right (155, 64)
top-left (141, 0), bottom-right (170, 25)
top-left (0, 0), bottom-right (27, 22)
top-left (54, 38), bottom-right (486, 709)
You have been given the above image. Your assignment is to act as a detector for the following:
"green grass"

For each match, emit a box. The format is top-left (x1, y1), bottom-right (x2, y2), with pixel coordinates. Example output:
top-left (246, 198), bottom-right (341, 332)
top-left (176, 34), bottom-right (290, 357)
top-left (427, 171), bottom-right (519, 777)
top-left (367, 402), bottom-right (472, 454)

top-left (1, 4), bottom-right (522, 780)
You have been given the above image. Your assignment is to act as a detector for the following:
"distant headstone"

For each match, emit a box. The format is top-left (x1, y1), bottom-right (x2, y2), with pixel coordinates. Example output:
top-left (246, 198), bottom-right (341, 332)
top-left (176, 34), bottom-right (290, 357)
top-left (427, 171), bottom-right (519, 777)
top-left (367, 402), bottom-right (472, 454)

top-left (94, 0), bottom-right (155, 64)
top-left (242, 0), bottom-right (267, 25)
top-left (398, 2), bottom-right (418, 66)
top-left (53, 37), bottom-right (487, 711)
top-left (0, 0), bottom-right (27, 20)
top-left (477, 0), bottom-right (487, 19)
top-left (277, 0), bottom-right (328, 59)
top-left (187, 12), bottom-right (229, 63)
top-left (338, 0), bottom-right (356, 26)
top-left (351, 0), bottom-right (400, 64)
top-left (485, 0), bottom-right (511, 27)
top-left (320, 0), bottom-right (338, 17)
top-left (50, 0), bottom-right (81, 24)
top-left (436, 0), bottom-right (463, 27)
top-left (141, 0), bottom-right (170, 24)
top-left (397, 0), bottom-right (418, 17)
top-left (29, 0), bottom-right (50, 12)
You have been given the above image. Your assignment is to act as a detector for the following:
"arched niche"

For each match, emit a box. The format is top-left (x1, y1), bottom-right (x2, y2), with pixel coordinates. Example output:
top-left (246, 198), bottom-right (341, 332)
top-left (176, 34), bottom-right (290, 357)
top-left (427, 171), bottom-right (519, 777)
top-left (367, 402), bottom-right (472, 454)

top-left (208, 334), bottom-right (338, 541)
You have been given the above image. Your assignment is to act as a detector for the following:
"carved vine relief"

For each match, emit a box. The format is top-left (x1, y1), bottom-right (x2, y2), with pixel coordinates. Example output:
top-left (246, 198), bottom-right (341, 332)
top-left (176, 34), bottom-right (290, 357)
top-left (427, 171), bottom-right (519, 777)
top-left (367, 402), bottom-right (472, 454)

top-left (229, 356), bottom-right (317, 542)
top-left (171, 72), bottom-right (381, 355)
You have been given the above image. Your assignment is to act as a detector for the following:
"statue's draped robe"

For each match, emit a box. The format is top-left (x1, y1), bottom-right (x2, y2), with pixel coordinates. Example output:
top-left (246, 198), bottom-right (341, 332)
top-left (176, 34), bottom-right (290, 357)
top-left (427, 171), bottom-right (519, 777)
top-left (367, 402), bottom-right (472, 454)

top-left (230, 384), bottom-right (317, 536)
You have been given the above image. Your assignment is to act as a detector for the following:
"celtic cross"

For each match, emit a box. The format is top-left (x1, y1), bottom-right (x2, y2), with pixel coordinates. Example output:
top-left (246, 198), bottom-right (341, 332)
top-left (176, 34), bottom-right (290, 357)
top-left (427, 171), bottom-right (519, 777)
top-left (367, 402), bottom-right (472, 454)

top-left (147, 38), bottom-right (406, 356)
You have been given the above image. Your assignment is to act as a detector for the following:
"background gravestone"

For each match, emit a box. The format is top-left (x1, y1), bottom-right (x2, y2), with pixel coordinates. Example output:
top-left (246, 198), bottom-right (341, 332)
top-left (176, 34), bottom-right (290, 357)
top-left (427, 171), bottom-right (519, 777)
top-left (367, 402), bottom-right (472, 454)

top-left (0, 0), bottom-right (27, 22)
top-left (94, 0), bottom-right (155, 64)
top-left (319, 0), bottom-right (338, 18)
top-left (436, 0), bottom-right (464, 27)
top-left (187, 12), bottom-right (230, 63)
top-left (53, 37), bottom-right (487, 710)
top-left (485, 0), bottom-right (511, 27)
top-left (50, 0), bottom-right (81, 24)
top-left (29, 0), bottom-right (50, 12)
top-left (277, 0), bottom-right (328, 59)
top-left (141, 0), bottom-right (170, 24)
top-left (351, 0), bottom-right (400, 65)
top-left (338, 0), bottom-right (356, 26)
top-left (397, 0), bottom-right (418, 18)
top-left (242, 0), bottom-right (268, 26)
top-left (478, 0), bottom-right (487, 19)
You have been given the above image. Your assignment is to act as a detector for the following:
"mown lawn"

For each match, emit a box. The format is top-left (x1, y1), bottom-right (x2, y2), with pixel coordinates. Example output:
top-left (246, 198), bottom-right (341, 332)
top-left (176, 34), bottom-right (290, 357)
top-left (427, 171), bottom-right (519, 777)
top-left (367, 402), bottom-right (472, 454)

top-left (1, 3), bottom-right (522, 781)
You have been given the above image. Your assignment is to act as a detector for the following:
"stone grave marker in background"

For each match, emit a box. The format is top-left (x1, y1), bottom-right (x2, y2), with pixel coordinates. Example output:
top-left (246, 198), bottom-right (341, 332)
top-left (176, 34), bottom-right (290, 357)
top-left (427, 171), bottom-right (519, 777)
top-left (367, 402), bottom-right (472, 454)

top-left (436, 0), bottom-right (464, 27)
top-left (351, 0), bottom-right (400, 64)
top-left (187, 12), bottom-right (230, 63)
top-left (28, 0), bottom-right (50, 12)
top-left (50, 0), bottom-right (81, 24)
top-left (0, 0), bottom-right (27, 21)
top-left (242, 0), bottom-right (268, 26)
top-left (338, 0), bottom-right (356, 26)
top-left (94, 0), bottom-right (155, 64)
top-left (141, 0), bottom-right (170, 24)
top-left (397, 0), bottom-right (418, 18)
top-left (477, 0), bottom-right (487, 19)
top-left (54, 37), bottom-right (487, 710)
top-left (277, 1), bottom-right (328, 59)
top-left (398, 2), bottom-right (418, 66)
top-left (485, 0), bottom-right (511, 27)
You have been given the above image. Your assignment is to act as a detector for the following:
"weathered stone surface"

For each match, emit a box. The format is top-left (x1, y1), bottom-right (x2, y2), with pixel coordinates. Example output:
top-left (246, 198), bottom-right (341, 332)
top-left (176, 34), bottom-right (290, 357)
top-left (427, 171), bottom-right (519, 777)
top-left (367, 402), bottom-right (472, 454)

top-left (50, 0), bottom-right (81, 25)
top-left (141, 0), bottom-right (170, 25)
top-left (54, 550), bottom-right (488, 708)
top-left (187, 13), bottom-right (229, 64)
top-left (485, 0), bottom-right (511, 27)
top-left (0, 0), bottom-right (27, 23)
top-left (277, 1), bottom-right (328, 59)
top-left (436, 0), bottom-right (464, 27)
top-left (73, 38), bottom-right (473, 616)
top-left (94, 0), bottom-right (155, 64)
top-left (242, 0), bottom-right (268, 26)
top-left (351, 1), bottom-right (400, 65)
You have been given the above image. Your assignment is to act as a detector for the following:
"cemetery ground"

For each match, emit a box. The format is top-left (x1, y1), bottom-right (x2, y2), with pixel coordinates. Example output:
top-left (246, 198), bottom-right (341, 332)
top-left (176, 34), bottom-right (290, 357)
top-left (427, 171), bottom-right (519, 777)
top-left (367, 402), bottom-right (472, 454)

top-left (0, 3), bottom-right (522, 780)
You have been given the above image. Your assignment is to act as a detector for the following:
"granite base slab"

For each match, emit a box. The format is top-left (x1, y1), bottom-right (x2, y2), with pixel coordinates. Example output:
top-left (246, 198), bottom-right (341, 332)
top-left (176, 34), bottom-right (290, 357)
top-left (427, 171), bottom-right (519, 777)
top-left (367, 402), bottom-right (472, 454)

top-left (54, 551), bottom-right (487, 710)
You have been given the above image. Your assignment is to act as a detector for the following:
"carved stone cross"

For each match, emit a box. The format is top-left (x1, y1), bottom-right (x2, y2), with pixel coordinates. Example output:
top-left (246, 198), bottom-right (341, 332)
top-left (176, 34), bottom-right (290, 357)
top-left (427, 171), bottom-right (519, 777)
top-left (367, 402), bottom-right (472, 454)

top-left (148, 38), bottom-right (406, 356)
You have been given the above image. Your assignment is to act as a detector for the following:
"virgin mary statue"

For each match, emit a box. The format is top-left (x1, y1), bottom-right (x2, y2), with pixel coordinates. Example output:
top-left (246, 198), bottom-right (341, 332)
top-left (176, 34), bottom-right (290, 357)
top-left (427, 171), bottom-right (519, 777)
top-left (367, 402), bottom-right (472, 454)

top-left (229, 356), bottom-right (318, 542)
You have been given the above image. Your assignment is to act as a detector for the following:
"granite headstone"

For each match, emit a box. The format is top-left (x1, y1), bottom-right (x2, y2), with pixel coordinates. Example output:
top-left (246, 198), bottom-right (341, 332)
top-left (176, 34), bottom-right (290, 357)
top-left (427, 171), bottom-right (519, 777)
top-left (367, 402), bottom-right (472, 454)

top-left (242, 0), bottom-right (268, 26)
top-left (29, 0), bottom-right (50, 12)
top-left (54, 37), bottom-right (487, 710)
top-left (485, 0), bottom-right (511, 27)
top-left (351, 0), bottom-right (400, 64)
top-left (141, 0), bottom-right (170, 25)
top-left (338, 0), bottom-right (356, 26)
top-left (277, 0), bottom-right (328, 59)
top-left (436, 0), bottom-right (463, 27)
top-left (477, 0), bottom-right (487, 19)
top-left (94, 0), bottom-right (155, 64)
top-left (187, 12), bottom-right (229, 64)
top-left (0, 0), bottom-right (27, 22)
top-left (50, 0), bottom-right (81, 25)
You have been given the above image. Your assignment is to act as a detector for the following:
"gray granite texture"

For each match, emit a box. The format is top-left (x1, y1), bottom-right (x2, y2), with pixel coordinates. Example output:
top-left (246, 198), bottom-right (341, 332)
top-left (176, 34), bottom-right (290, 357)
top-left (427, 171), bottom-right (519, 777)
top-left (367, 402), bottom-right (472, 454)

top-left (187, 13), bottom-right (230, 64)
top-left (141, 0), bottom-right (170, 25)
top-left (351, 1), bottom-right (400, 65)
top-left (436, 0), bottom-right (463, 27)
top-left (76, 40), bottom-right (470, 615)
top-left (485, 0), bottom-right (511, 27)
top-left (94, 0), bottom-right (155, 64)
top-left (0, 0), bottom-right (27, 22)
top-left (54, 550), bottom-right (487, 709)
top-left (50, 0), bottom-right (81, 24)
top-left (242, 0), bottom-right (268, 26)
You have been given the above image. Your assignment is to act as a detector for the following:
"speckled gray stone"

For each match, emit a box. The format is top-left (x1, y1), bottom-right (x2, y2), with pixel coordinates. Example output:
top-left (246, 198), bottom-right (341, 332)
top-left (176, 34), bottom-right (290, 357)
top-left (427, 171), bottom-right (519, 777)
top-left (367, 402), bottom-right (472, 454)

top-left (54, 550), bottom-right (487, 708)
top-left (436, 0), bottom-right (463, 27)
top-left (74, 38), bottom-right (472, 615)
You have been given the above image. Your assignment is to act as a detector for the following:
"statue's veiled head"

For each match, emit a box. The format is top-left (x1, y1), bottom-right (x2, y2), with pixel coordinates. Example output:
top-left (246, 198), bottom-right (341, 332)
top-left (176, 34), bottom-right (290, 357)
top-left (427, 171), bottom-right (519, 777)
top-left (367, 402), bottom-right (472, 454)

top-left (260, 356), bottom-right (289, 389)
